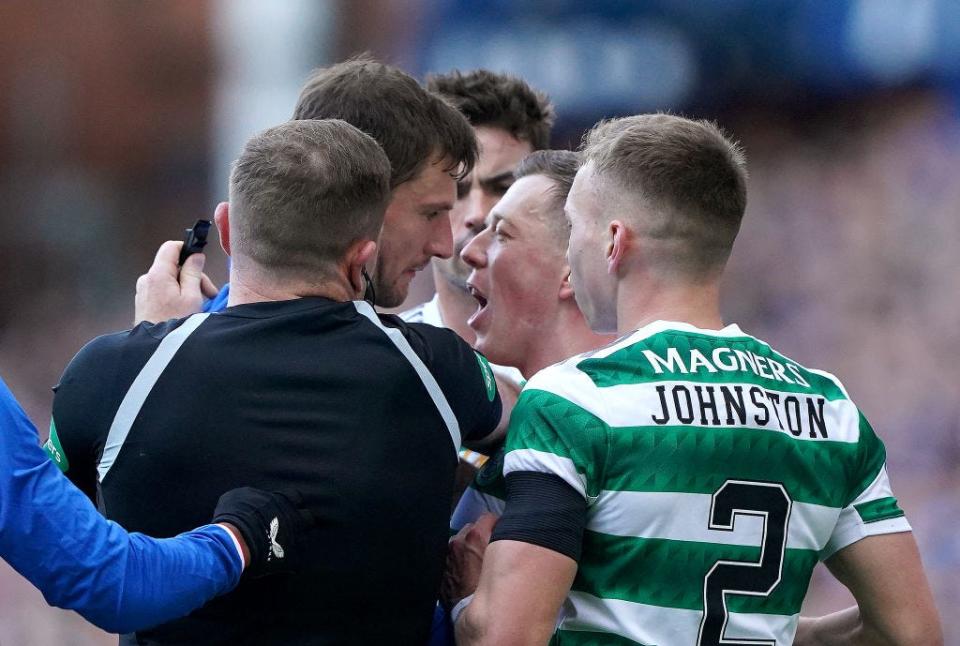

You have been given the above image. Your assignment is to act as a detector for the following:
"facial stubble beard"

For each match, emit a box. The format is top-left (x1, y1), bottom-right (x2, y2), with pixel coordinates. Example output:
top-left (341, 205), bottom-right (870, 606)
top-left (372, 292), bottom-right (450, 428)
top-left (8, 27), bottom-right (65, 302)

top-left (371, 262), bottom-right (406, 308)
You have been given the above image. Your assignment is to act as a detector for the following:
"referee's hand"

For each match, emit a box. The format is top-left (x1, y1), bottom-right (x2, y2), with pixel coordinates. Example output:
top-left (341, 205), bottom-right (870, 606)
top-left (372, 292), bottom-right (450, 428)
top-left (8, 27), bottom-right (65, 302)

top-left (135, 240), bottom-right (218, 325)
top-left (212, 488), bottom-right (317, 579)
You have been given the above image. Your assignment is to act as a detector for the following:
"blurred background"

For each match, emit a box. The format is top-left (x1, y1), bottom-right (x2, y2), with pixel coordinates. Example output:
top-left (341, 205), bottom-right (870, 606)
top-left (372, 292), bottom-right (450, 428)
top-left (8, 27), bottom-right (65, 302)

top-left (1, 0), bottom-right (957, 643)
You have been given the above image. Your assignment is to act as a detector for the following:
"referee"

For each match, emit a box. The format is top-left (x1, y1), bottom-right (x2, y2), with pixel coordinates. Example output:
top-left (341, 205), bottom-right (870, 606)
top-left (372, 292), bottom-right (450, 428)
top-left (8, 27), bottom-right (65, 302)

top-left (50, 119), bottom-right (503, 645)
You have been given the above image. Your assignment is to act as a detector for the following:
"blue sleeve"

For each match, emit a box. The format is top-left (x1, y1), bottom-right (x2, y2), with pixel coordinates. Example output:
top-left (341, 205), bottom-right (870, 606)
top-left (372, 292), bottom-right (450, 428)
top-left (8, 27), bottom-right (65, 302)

top-left (202, 283), bottom-right (230, 313)
top-left (0, 376), bottom-right (242, 633)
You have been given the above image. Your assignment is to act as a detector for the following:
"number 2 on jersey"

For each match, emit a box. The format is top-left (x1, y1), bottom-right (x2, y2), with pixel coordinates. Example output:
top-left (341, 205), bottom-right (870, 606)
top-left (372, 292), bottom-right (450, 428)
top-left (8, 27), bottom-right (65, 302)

top-left (697, 480), bottom-right (792, 646)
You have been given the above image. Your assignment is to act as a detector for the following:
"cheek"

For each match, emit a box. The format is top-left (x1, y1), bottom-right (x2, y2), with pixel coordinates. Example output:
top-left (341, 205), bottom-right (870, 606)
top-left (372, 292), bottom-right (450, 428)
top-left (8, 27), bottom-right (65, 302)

top-left (489, 251), bottom-right (554, 322)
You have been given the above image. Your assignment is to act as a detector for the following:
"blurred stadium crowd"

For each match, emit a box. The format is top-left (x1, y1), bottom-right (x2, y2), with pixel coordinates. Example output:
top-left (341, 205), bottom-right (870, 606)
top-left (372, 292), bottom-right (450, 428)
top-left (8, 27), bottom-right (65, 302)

top-left (0, 1), bottom-right (957, 644)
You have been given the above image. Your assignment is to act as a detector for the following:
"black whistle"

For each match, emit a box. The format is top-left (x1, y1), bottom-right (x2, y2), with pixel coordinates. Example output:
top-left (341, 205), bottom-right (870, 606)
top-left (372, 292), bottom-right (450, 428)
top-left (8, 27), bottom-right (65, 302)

top-left (178, 220), bottom-right (212, 266)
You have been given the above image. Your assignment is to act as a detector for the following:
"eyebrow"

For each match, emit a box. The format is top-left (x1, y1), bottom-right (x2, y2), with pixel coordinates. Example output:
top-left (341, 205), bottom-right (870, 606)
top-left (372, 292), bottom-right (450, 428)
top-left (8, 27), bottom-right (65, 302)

top-left (477, 170), bottom-right (517, 191)
top-left (422, 201), bottom-right (454, 212)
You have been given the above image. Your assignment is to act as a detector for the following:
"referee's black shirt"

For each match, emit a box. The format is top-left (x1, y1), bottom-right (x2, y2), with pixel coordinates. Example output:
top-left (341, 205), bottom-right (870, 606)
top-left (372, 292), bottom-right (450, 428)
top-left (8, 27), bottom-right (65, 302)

top-left (52, 297), bottom-right (502, 645)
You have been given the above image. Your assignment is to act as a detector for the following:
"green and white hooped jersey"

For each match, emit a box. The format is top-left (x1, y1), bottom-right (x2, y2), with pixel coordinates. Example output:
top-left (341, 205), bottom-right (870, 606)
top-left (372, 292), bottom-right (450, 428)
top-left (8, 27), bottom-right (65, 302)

top-left (503, 320), bottom-right (910, 646)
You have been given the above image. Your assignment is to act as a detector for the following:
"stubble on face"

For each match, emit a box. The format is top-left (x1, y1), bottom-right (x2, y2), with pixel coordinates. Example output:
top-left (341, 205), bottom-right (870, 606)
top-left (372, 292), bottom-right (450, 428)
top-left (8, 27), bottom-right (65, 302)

top-left (374, 159), bottom-right (457, 307)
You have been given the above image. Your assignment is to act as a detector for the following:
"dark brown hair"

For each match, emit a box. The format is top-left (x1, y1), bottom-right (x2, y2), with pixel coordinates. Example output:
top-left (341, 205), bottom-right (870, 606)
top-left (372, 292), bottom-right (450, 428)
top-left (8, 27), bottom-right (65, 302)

top-left (581, 113), bottom-right (748, 275)
top-left (426, 69), bottom-right (555, 150)
top-left (294, 56), bottom-right (477, 187)
top-left (230, 119), bottom-right (391, 280)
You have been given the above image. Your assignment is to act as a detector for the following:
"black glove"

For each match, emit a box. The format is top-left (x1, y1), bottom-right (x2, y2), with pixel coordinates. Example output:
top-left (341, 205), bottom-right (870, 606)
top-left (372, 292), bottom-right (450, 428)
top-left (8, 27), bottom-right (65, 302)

top-left (212, 487), bottom-right (315, 579)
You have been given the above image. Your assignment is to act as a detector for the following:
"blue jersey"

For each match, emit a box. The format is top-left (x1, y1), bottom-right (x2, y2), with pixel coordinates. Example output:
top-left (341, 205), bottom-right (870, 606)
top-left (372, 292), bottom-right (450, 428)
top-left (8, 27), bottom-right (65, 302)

top-left (0, 376), bottom-right (242, 633)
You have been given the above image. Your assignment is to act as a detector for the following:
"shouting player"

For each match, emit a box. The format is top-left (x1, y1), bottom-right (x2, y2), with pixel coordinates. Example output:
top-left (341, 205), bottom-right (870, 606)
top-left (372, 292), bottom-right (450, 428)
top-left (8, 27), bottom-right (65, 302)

top-left (449, 114), bottom-right (943, 645)
top-left (448, 149), bottom-right (613, 532)
top-left (402, 69), bottom-right (554, 345)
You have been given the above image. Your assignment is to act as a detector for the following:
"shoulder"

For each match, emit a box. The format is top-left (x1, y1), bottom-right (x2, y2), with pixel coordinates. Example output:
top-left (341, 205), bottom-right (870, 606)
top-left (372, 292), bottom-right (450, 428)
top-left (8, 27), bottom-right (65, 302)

top-left (60, 330), bottom-right (133, 380)
top-left (61, 319), bottom-right (188, 379)
top-left (520, 352), bottom-right (609, 421)
top-left (379, 314), bottom-right (471, 364)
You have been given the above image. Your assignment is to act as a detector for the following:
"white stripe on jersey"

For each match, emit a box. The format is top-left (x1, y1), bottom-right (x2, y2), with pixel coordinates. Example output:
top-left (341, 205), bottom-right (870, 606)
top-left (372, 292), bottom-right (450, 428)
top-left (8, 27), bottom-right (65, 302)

top-left (522, 377), bottom-right (862, 444)
top-left (503, 448), bottom-right (587, 499)
top-left (587, 490), bottom-right (839, 553)
top-left (562, 590), bottom-right (798, 646)
top-left (822, 466), bottom-right (912, 559)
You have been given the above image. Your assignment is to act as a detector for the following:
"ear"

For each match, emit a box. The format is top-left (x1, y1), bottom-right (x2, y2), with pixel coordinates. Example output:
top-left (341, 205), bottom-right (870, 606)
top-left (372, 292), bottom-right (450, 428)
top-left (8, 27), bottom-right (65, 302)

top-left (606, 220), bottom-right (628, 275)
top-left (346, 239), bottom-right (378, 296)
top-left (214, 202), bottom-right (231, 256)
top-left (558, 265), bottom-right (576, 302)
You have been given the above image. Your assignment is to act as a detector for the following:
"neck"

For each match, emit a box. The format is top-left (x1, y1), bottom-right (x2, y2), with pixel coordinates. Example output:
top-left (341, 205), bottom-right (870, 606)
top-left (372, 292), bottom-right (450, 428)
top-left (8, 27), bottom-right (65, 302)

top-left (432, 266), bottom-right (477, 346)
top-left (616, 274), bottom-right (724, 336)
top-left (226, 262), bottom-right (359, 307)
top-left (519, 302), bottom-right (614, 378)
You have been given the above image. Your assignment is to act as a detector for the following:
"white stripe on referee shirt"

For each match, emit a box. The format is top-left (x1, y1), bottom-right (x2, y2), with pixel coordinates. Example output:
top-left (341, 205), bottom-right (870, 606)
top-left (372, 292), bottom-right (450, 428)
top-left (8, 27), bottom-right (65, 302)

top-left (98, 313), bottom-right (209, 482)
top-left (353, 300), bottom-right (461, 455)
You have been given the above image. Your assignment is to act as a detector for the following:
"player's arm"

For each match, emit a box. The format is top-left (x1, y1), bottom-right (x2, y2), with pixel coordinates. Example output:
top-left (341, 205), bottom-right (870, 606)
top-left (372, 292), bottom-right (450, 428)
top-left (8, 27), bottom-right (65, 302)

top-left (449, 386), bottom-right (601, 643)
top-left (795, 411), bottom-right (943, 645)
top-left (794, 533), bottom-right (942, 646)
top-left (449, 471), bottom-right (585, 644)
top-left (464, 370), bottom-right (521, 451)
top-left (135, 239), bottom-right (219, 324)
top-left (456, 538), bottom-right (576, 645)
top-left (408, 323), bottom-right (505, 450)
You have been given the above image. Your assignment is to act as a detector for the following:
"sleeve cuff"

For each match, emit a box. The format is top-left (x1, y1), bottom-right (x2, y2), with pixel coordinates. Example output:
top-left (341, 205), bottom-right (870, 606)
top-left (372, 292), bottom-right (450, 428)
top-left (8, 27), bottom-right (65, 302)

top-left (214, 523), bottom-right (247, 570)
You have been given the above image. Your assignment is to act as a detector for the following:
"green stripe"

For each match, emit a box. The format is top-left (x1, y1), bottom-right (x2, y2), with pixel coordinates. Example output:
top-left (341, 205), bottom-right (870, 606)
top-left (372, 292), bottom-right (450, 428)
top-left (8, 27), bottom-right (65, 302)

top-left (578, 332), bottom-right (845, 400)
top-left (552, 630), bottom-right (649, 645)
top-left (574, 531), bottom-right (817, 616)
top-left (855, 497), bottom-right (905, 523)
top-left (508, 391), bottom-right (877, 508)
top-left (601, 424), bottom-right (859, 508)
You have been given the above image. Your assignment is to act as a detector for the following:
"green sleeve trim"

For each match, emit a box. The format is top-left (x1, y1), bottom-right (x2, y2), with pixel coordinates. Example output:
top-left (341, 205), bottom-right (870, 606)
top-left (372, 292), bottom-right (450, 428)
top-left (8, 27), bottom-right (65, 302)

top-left (43, 417), bottom-right (69, 473)
top-left (855, 496), bottom-right (905, 523)
top-left (474, 352), bottom-right (497, 402)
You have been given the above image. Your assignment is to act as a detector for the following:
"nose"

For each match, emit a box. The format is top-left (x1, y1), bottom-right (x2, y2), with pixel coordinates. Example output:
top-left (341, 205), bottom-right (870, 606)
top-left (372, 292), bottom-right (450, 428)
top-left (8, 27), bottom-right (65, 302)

top-left (462, 192), bottom-right (487, 237)
top-left (426, 213), bottom-right (454, 259)
top-left (461, 228), bottom-right (489, 269)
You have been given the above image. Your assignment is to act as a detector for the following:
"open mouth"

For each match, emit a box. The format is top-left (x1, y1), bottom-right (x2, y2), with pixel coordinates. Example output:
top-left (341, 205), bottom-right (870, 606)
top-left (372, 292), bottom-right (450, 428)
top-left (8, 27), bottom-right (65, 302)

top-left (468, 284), bottom-right (488, 309)
top-left (467, 283), bottom-right (489, 329)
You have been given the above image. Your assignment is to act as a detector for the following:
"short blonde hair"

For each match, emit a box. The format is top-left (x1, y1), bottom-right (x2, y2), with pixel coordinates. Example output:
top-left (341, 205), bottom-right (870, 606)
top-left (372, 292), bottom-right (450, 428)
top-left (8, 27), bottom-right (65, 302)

top-left (581, 113), bottom-right (748, 276)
